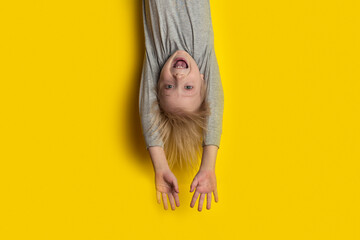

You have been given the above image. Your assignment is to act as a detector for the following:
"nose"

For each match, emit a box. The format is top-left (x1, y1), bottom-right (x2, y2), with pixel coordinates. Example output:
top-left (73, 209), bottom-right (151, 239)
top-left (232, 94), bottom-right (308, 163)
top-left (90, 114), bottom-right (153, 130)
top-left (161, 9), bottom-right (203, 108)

top-left (173, 73), bottom-right (185, 80)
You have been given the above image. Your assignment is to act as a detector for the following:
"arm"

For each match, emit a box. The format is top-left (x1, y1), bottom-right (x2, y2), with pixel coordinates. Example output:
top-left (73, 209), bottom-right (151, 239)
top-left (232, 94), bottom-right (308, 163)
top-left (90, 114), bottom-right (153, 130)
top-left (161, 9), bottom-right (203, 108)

top-left (191, 50), bottom-right (224, 211)
top-left (140, 5), bottom-right (181, 209)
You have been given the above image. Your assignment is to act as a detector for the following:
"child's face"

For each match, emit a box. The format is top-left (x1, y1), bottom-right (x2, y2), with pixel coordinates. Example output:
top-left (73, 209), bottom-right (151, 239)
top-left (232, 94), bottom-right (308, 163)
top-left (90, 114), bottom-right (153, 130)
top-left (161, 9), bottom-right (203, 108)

top-left (158, 50), bottom-right (204, 113)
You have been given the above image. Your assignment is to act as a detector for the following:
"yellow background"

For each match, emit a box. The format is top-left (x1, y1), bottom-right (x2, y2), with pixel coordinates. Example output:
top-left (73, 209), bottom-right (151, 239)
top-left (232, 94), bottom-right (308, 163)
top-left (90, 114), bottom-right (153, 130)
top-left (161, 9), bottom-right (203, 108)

top-left (1, 0), bottom-right (359, 239)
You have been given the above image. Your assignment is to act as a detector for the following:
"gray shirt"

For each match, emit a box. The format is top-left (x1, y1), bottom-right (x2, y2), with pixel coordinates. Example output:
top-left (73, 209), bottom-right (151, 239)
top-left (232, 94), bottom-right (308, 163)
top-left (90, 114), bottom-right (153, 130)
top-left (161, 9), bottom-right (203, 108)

top-left (139, 0), bottom-right (224, 150)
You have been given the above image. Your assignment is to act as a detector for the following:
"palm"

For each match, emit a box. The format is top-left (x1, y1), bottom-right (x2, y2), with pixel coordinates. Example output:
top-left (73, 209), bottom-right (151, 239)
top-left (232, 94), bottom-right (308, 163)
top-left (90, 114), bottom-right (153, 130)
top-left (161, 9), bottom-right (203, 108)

top-left (193, 170), bottom-right (217, 193)
top-left (190, 169), bottom-right (218, 211)
top-left (155, 171), bottom-right (177, 193)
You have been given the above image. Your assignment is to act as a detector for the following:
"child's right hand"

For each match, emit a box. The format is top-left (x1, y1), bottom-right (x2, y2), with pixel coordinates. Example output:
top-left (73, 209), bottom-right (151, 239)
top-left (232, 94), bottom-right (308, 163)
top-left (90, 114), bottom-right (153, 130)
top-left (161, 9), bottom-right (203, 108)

top-left (155, 169), bottom-right (180, 210)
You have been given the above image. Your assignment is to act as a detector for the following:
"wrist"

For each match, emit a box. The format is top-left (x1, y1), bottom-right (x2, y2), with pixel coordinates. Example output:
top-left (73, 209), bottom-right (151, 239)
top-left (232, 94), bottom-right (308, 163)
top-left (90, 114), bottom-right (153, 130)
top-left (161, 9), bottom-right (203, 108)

top-left (154, 165), bottom-right (170, 173)
top-left (199, 164), bottom-right (216, 172)
top-left (148, 146), bottom-right (170, 172)
top-left (199, 145), bottom-right (218, 171)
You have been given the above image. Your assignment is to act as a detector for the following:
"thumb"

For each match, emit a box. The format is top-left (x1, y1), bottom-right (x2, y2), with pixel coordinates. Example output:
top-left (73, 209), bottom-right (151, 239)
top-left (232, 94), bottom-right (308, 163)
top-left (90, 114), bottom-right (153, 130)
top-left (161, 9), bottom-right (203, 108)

top-left (172, 178), bottom-right (179, 193)
top-left (190, 177), bottom-right (198, 192)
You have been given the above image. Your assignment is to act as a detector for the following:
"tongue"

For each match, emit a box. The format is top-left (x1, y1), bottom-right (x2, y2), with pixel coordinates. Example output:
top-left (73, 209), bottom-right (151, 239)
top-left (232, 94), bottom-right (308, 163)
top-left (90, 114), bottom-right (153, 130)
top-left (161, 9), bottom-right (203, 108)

top-left (175, 60), bottom-right (187, 68)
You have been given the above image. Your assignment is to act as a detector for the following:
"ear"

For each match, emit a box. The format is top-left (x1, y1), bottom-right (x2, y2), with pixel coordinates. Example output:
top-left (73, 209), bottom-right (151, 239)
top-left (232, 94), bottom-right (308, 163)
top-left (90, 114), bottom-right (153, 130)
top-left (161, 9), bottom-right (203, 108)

top-left (200, 74), bottom-right (204, 81)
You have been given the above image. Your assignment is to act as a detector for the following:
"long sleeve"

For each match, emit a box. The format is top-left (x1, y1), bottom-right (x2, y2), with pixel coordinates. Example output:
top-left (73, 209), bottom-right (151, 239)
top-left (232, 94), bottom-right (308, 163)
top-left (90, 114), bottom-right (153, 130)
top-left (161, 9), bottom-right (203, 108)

top-left (138, 51), bottom-right (164, 150)
top-left (202, 49), bottom-right (224, 149)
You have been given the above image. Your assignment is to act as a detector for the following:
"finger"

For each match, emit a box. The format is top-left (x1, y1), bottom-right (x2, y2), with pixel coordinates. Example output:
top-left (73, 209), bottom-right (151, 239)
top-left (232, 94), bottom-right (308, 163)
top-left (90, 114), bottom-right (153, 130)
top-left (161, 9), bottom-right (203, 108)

top-left (162, 192), bottom-right (168, 210)
top-left (213, 188), bottom-right (219, 202)
top-left (190, 177), bottom-right (198, 192)
top-left (206, 193), bottom-right (212, 210)
top-left (168, 193), bottom-right (176, 210)
top-left (156, 190), bottom-right (161, 204)
top-left (198, 193), bottom-right (206, 211)
top-left (173, 191), bottom-right (180, 207)
top-left (190, 191), bottom-right (200, 208)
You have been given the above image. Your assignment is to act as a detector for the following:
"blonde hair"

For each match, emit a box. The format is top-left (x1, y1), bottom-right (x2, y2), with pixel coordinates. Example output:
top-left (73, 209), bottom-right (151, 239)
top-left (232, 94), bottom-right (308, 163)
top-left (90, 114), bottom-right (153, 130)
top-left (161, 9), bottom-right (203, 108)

top-left (148, 79), bottom-right (210, 169)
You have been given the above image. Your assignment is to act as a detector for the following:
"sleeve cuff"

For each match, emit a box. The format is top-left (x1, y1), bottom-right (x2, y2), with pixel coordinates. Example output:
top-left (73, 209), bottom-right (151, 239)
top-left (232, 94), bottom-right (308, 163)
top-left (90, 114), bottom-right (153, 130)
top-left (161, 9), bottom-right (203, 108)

top-left (202, 130), bottom-right (222, 149)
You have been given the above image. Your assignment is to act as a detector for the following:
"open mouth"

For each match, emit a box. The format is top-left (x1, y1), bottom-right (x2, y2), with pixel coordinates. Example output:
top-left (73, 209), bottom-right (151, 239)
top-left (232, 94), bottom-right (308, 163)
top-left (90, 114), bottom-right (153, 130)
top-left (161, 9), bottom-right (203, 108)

top-left (173, 57), bottom-right (188, 69)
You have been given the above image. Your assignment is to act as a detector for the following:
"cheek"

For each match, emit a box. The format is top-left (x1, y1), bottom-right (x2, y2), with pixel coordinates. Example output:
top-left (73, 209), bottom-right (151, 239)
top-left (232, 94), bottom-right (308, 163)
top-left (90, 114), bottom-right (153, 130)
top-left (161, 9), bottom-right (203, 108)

top-left (159, 62), bottom-right (171, 80)
top-left (160, 90), bottom-right (167, 98)
top-left (164, 56), bottom-right (174, 70)
top-left (158, 90), bottom-right (165, 101)
top-left (159, 97), bottom-right (174, 113)
top-left (158, 95), bottom-right (165, 110)
top-left (158, 92), bottom-right (170, 105)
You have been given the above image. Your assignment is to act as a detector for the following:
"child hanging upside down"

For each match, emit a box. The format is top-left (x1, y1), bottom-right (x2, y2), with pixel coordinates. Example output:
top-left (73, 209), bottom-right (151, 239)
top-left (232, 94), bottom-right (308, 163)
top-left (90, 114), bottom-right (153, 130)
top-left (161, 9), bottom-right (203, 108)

top-left (139, 0), bottom-right (224, 211)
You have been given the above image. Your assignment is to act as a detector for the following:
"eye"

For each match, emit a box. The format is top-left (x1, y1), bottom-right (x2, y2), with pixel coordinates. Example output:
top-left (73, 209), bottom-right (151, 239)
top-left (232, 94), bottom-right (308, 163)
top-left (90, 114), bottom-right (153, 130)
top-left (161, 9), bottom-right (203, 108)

top-left (165, 84), bottom-right (174, 89)
top-left (185, 86), bottom-right (193, 89)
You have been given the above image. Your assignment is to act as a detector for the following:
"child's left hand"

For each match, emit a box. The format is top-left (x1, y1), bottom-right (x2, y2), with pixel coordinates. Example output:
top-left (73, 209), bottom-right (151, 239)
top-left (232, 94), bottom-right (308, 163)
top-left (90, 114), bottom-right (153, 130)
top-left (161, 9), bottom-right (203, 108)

top-left (190, 169), bottom-right (218, 211)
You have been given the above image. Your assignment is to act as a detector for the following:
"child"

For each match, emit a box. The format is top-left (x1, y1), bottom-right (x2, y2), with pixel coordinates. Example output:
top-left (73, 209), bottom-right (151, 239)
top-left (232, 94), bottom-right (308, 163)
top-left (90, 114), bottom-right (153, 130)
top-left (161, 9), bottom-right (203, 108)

top-left (139, 0), bottom-right (224, 211)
